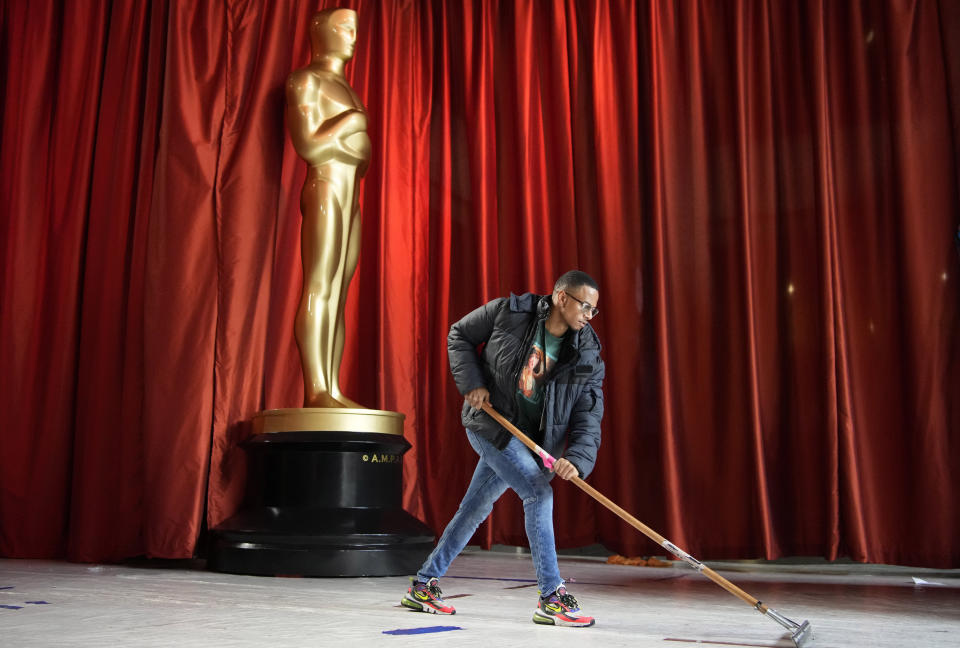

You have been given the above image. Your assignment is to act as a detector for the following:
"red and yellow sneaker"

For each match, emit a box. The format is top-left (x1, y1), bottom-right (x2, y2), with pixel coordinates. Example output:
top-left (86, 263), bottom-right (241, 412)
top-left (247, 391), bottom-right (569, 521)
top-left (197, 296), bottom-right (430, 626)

top-left (401, 577), bottom-right (456, 615)
top-left (532, 587), bottom-right (595, 627)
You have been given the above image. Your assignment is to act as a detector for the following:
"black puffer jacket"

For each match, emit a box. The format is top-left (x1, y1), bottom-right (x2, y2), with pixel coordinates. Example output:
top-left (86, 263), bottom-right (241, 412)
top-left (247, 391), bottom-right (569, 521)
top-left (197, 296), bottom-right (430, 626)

top-left (447, 293), bottom-right (604, 478)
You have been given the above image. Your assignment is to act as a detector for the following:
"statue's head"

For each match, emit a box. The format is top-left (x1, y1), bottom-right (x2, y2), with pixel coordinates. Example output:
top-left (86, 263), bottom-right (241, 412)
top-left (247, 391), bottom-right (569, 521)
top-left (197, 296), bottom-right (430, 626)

top-left (309, 8), bottom-right (358, 61)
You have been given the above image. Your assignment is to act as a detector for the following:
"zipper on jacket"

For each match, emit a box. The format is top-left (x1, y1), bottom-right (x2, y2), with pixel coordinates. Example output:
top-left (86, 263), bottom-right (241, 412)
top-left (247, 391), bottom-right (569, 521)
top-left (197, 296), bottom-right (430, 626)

top-left (539, 394), bottom-right (547, 434)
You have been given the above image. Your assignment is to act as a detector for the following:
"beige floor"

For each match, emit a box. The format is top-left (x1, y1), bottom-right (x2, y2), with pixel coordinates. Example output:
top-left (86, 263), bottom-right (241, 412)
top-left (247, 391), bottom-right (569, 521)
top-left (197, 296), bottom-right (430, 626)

top-left (1, 549), bottom-right (958, 647)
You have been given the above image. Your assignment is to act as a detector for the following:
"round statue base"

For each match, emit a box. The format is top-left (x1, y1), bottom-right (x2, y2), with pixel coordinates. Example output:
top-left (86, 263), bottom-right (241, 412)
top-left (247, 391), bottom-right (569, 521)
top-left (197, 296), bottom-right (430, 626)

top-left (252, 407), bottom-right (406, 436)
top-left (208, 409), bottom-right (433, 577)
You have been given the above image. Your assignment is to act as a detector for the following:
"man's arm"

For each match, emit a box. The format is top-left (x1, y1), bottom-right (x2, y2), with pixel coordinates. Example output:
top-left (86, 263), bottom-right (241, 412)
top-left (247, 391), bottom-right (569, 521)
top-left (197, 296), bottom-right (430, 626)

top-left (447, 298), bottom-right (504, 396)
top-left (562, 361), bottom-right (605, 479)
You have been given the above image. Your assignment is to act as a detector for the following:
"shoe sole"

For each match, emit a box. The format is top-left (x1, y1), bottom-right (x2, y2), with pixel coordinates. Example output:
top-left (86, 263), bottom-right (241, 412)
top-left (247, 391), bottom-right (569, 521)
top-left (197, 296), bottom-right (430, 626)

top-left (401, 597), bottom-right (455, 615)
top-left (532, 611), bottom-right (595, 627)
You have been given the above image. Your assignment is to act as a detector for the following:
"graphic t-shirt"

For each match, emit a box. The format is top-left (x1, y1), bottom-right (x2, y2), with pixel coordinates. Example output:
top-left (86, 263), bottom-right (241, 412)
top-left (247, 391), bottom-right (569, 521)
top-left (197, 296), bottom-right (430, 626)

top-left (515, 321), bottom-right (563, 437)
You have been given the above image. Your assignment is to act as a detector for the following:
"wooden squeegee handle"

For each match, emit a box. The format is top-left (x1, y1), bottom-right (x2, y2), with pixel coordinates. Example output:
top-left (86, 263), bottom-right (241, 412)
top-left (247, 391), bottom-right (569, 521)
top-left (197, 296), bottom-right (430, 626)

top-left (480, 402), bottom-right (768, 613)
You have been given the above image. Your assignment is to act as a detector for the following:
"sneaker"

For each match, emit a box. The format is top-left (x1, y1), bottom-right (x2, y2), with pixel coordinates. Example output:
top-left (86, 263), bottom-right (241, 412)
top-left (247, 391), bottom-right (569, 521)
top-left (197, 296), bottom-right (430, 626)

top-left (401, 577), bottom-right (456, 615)
top-left (532, 586), bottom-right (595, 627)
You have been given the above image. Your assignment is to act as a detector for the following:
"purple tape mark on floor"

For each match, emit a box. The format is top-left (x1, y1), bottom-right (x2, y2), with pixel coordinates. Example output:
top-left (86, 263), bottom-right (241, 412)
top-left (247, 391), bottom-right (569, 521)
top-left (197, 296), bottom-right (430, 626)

top-left (26, 601), bottom-right (50, 605)
top-left (383, 626), bottom-right (462, 635)
top-left (1, 605), bottom-right (23, 610)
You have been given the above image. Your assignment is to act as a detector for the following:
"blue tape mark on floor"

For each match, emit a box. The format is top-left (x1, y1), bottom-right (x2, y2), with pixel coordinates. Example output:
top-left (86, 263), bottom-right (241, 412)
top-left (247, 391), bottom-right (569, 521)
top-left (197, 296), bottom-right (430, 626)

top-left (383, 626), bottom-right (462, 635)
top-left (25, 601), bottom-right (50, 605)
top-left (1, 605), bottom-right (24, 610)
top-left (0, 586), bottom-right (14, 590)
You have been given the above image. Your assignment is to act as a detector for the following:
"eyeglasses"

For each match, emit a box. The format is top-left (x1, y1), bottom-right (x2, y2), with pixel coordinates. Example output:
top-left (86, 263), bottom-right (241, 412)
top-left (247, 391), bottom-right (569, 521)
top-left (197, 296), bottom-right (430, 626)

top-left (563, 290), bottom-right (599, 318)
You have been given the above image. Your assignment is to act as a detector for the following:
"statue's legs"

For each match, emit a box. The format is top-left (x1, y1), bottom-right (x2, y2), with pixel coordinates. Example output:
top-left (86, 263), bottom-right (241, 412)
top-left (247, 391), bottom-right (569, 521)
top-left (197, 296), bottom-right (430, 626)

top-left (329, 198), bottom-right (363, 409)
top-left (296, 178), bottom-right (357, 408)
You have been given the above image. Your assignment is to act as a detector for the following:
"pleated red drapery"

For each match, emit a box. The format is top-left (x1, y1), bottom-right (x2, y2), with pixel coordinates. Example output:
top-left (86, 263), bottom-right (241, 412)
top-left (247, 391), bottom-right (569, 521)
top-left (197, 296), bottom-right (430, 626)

top-left (1, 0), bottom-right (958, 567)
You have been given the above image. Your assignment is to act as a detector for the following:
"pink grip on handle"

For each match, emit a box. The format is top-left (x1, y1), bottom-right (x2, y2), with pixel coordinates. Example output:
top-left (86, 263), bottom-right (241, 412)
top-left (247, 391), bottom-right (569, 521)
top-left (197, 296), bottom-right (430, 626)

top-left (537, 448), bottom-right (555, 470)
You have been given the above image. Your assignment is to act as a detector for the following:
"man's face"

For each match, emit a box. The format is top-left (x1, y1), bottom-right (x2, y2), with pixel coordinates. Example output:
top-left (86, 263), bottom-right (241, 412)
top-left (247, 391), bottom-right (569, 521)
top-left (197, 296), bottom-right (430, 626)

top-left (557, 285), bottom-right (599, 331)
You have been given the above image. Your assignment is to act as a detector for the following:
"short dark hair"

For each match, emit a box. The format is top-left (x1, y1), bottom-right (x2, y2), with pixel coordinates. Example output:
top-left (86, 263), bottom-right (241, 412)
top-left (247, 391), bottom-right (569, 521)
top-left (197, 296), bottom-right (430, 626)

top-left (554, 270), bottom-right (599, 294)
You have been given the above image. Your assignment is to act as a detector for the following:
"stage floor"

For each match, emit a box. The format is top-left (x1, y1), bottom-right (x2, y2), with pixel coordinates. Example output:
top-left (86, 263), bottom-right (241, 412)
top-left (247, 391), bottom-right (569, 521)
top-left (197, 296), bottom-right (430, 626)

top-left (2, 549), bottom-right (957, 647)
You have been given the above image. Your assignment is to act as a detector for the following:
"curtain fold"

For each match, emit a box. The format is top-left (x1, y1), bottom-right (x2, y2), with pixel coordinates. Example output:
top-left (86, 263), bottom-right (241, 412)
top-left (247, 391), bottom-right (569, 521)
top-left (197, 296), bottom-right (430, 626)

top-left (2, 0), bottom-right (957, 567)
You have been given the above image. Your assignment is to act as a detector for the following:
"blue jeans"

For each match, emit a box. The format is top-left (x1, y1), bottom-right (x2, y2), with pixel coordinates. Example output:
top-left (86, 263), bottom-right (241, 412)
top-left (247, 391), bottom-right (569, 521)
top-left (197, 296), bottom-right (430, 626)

top-left (416, 428), bottom-right (563, 596)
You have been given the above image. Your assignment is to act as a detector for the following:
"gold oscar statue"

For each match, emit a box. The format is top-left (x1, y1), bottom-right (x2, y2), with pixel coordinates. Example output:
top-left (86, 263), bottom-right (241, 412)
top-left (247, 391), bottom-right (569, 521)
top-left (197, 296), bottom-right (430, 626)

top-left (260, 7), bottom-right (402, 435)
top-left (286, 7), bottom-right (368, 410)
top-left (209, 8), bottom-right (429, 580)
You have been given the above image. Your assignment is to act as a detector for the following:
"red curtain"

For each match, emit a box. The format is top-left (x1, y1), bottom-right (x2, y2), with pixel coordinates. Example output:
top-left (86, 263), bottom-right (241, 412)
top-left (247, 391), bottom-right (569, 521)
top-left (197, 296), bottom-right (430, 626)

top-left (2, 0), bottom-right (958, 567)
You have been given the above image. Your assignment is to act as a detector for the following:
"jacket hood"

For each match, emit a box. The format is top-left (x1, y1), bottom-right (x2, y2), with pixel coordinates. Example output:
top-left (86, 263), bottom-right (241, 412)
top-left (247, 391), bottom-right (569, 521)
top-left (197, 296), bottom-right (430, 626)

top-left (507, 292), bottom-right (547, 314)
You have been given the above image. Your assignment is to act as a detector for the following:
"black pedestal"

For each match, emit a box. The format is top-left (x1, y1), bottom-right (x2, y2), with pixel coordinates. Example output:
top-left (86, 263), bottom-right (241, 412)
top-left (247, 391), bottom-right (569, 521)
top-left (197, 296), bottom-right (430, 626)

top-left (208, 431), bottom-right (434, 577)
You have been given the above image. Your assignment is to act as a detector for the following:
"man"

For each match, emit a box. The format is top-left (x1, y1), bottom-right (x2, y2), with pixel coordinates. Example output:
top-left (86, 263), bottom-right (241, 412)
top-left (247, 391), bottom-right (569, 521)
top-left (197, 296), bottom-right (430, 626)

top-left (401, 270), bottom-right (604, 627)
